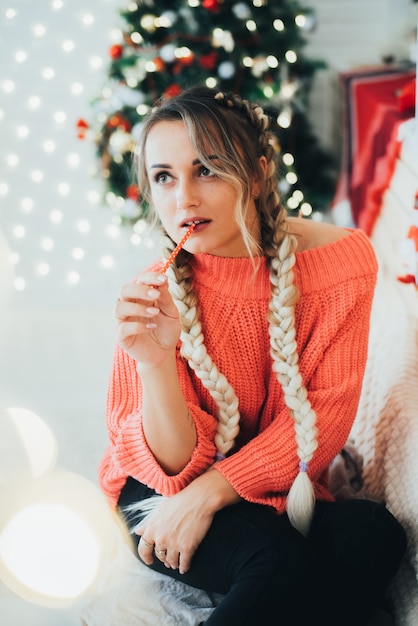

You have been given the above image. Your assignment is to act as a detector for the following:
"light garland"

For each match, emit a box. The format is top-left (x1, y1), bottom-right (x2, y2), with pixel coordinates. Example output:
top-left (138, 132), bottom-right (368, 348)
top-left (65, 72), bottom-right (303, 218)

top-left (0, 0), bottom-right (157, 299)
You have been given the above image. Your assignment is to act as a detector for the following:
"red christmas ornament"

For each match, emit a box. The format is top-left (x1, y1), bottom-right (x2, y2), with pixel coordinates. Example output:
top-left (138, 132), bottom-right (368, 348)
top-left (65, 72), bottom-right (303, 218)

top-left (153, 56), bottom-right (166, 72)
top-left (76, 118), bottom-right (89, 140)
top-left (126, 184), bottom-right (140, 202)
top-left (179, 52), bottom-right (194, 66)
top-left (202, 0), bottom-right (221, 12)
top-left (109, 44), bottom-right (124, 60)
top-left (199, 51), bottom-right (218, 70)
top-left (107, 114), bottom-right (131, 132)
top-left (163, 84), bottom-right (182, 99)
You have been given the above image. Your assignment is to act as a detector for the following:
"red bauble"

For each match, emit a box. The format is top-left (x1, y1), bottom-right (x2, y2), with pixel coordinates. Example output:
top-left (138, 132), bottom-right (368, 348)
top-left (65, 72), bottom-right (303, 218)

top-left (199, 51), bottom-right (218, 70)
top-left (76, 118), bottom-right (89, 139)
top-left (107, 114), bottom-right (131, 132)
top-left (109, 44), bottom-right (124, 60)
top-left (202, 0), bottom-right (221, 12)
top-left (153, 56), bottom-right (166, 72)
top-left (126, 184), bottom-right (140, 202)
top-left (163, 84), bottom-right (182, 99)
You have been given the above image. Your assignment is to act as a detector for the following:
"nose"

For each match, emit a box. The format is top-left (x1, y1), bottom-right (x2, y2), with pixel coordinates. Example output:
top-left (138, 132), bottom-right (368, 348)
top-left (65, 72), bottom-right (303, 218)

top-left (175, 177), bottom-right (199, 210)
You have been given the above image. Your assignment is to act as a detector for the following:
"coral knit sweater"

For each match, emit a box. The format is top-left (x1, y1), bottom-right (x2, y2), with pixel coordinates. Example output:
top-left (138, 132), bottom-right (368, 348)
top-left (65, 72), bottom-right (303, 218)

top-left (99, 229), bottom-right (378, 514)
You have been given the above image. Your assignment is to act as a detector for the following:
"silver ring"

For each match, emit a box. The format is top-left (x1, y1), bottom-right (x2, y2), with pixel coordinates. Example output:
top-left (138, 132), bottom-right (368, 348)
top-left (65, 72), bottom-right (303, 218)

top-left (141, 538), bottom-right (154, 549)
top-left (155, 548), bottom-right (167, 558)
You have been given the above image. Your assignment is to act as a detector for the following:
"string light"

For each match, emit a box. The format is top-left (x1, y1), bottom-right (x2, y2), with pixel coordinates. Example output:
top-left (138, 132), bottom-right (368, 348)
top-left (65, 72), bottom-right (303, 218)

top-left (2, 80), bottom-right (15, 94)
top-left (43, 140), bottom-right (56, 153)
top-left (53, 111), bottom-right (66, 123)
top-left (245, 20), bottom-right (257, 32)
top-left (41, 237), bottom-right (55, 251)
top-left (81, 13), bottom-right (94, 26)
top-left (285, 50), bottom-right (298, 64)
top-left (30, 169), bottom-right (44, 183)
top-left (62, 39), bottom-right (74, 52)
top-left (21, 198), bottom-right (34, 213)
top-left (282, 152), bottom-right (295, 166)
top-left (42, 67), bottom-right (55, 80)
top-left (27, 95), bottom-right (41, 110)
top-left (33, 24), bottom-right (47, 37)
top-left (16, 125), bottom-right (29, 138)
top-left (277, 109), bottom-right (292, 128)
top-left (273, 19), bottom-right (285, 31)
top-left (286, 171), bottom-right (298, 185)
top-left (6, 154), bottom-right (19, 167)
top-left (15, 50), bottom-right (27, 63)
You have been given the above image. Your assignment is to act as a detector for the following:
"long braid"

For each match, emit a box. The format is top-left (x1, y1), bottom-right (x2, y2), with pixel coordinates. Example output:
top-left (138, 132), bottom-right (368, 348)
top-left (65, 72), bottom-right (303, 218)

top-left (246, 98), bottom-right (319, 536)
top-left (163, 237), bottom-right (240, 459)
top-left (268, 233), bottom-right (318, 536)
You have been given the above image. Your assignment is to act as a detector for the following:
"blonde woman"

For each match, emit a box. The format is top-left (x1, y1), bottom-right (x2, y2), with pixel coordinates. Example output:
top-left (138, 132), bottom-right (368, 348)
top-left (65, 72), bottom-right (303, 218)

top-left (103, 86), bottom-right (405, 625)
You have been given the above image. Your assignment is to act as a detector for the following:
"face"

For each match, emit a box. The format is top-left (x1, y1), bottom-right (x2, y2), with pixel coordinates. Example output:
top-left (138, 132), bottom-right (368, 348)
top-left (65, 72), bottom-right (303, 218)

top-left (145, 120), bottom-right (260, 257)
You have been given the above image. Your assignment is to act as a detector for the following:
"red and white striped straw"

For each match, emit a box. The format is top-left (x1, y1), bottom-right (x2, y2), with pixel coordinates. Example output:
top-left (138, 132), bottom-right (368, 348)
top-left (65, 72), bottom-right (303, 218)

top-left (159, 223), bottom-right (196, 274)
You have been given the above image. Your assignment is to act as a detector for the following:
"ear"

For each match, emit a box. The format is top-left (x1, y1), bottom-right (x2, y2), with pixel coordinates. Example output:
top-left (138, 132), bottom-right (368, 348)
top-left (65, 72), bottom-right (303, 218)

top-left (252, 156), bottom-right (267, 198)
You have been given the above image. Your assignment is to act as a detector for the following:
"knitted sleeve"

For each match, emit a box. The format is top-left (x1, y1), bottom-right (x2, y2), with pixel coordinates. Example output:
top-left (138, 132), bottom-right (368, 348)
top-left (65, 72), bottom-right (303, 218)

top-left (214, 265), bottom-right (377, 512)
top-left (99, 343), bottom-right (219, 504)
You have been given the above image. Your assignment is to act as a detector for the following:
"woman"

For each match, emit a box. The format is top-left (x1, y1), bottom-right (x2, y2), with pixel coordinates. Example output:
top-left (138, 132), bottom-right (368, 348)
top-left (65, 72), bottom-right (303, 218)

top-left (100, 86), bottom-right (406, 625)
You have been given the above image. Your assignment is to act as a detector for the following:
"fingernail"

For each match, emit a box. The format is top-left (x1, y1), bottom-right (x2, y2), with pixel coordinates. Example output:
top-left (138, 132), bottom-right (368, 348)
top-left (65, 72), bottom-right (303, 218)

top-left (146, 307), bottom-right (159, 314)
top-left (147, 288), bottom-right (159, 298)
top-left (155, 274), bottom-right (166, 283)
top-left (146, 323), bottom-right (157, 329)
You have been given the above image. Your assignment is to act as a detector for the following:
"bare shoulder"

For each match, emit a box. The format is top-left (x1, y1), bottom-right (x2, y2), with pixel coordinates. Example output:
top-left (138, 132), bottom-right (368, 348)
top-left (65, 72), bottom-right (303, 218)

top-left (286, 216), bottom-right (350, 253)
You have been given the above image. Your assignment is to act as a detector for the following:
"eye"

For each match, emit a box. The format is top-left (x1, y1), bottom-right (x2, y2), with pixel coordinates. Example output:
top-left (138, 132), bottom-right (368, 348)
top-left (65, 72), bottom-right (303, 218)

top-left (198, 165), bottom-right (215, 178)
top-left (153, 171), bottom-right (172, 184)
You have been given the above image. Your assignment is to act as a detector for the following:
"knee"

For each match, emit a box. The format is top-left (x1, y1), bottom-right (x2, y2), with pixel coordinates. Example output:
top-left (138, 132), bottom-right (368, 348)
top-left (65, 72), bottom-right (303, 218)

top-left (335, 501), bottom-right (406, 577)
top-left (369, 503), bottom-right (407, 574)
top-left (250, 528), bottom-right (312, 591)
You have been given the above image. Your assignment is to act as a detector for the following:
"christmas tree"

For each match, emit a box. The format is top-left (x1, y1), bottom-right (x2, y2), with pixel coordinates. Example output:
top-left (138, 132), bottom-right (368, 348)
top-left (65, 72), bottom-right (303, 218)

top-left (79, 0), bottom-right (336, 227)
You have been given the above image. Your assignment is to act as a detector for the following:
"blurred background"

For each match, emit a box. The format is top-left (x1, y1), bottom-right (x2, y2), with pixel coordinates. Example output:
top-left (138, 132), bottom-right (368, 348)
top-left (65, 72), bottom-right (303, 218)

top-left (0, 0), bottom-right (416, 624)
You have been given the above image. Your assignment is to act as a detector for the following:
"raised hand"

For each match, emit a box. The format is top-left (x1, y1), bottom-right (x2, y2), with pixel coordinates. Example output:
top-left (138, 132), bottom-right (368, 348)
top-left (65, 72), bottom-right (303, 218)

top-left (114, 271), bottom-right (180, 367)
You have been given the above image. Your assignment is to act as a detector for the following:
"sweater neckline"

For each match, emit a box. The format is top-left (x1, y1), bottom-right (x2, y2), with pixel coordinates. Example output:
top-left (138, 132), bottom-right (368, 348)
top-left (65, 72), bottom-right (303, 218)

top-left (188, 229), bottom-right (375, 298)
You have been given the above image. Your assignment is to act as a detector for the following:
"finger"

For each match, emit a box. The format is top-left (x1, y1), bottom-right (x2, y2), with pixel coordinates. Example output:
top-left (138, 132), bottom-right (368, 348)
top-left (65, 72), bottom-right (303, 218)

top-left (178, 551), bottom-right (192, 575)
top-left (114, 299), bottom-right (160, 322)
top-left (163, 549), bottom-right (180, 570)
top-left (154, 547), bottom-right (168, 563)
top-left (137, 536), bottom-right (155, 565)
top-left (120, 283), bottom-right (163, 304)
top-left (118, 274), bottom-right (166, 303)
top-left (117, 320), bottom-right (156, 341)
top-left (135, 272), bottom-right (167, 288)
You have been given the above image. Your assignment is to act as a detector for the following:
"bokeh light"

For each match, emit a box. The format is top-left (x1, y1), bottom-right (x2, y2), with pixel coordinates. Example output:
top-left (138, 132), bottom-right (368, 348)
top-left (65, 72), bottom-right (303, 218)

top-left (0, 470), bottom-right (121, 608)
top-left (0, 407), bottom-right (57, 482)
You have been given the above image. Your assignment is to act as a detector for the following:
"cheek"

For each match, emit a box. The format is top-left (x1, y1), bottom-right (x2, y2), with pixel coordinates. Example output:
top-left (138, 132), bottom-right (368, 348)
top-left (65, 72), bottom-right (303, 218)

top-left (151, 188), bottom-right (173, 213)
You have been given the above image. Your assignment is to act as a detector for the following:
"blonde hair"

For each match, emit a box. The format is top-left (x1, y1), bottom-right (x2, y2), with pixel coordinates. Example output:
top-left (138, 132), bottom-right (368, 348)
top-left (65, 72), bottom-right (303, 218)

top-left (135, 87), bottom-right (318, 536)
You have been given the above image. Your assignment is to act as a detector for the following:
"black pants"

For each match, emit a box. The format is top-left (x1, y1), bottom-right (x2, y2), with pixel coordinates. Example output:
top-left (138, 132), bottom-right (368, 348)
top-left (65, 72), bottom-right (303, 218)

top-left (118, 477), bottom-right (407, 626)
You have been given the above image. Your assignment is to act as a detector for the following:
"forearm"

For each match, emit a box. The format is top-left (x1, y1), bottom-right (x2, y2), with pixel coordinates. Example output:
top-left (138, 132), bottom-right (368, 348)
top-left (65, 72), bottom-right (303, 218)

top-left (138, 353), bottom-right (197, 474)
top-left (186, 466), bottom-right (242, 513)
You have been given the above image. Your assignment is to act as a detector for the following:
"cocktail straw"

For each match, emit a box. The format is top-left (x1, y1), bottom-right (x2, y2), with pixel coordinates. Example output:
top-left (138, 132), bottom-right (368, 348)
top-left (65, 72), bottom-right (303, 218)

top-left (159, 223), bottom-right (196, 274)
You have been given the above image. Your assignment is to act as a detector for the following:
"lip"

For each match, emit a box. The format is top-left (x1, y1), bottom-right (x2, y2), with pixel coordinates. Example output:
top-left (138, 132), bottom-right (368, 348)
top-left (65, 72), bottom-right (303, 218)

top-left (180, 217), bottom-right (210, 227)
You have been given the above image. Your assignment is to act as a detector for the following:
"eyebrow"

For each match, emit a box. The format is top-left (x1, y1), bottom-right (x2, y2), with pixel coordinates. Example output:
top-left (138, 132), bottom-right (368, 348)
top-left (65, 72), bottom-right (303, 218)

top-left (149, 155), bottom-right (218, 169)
